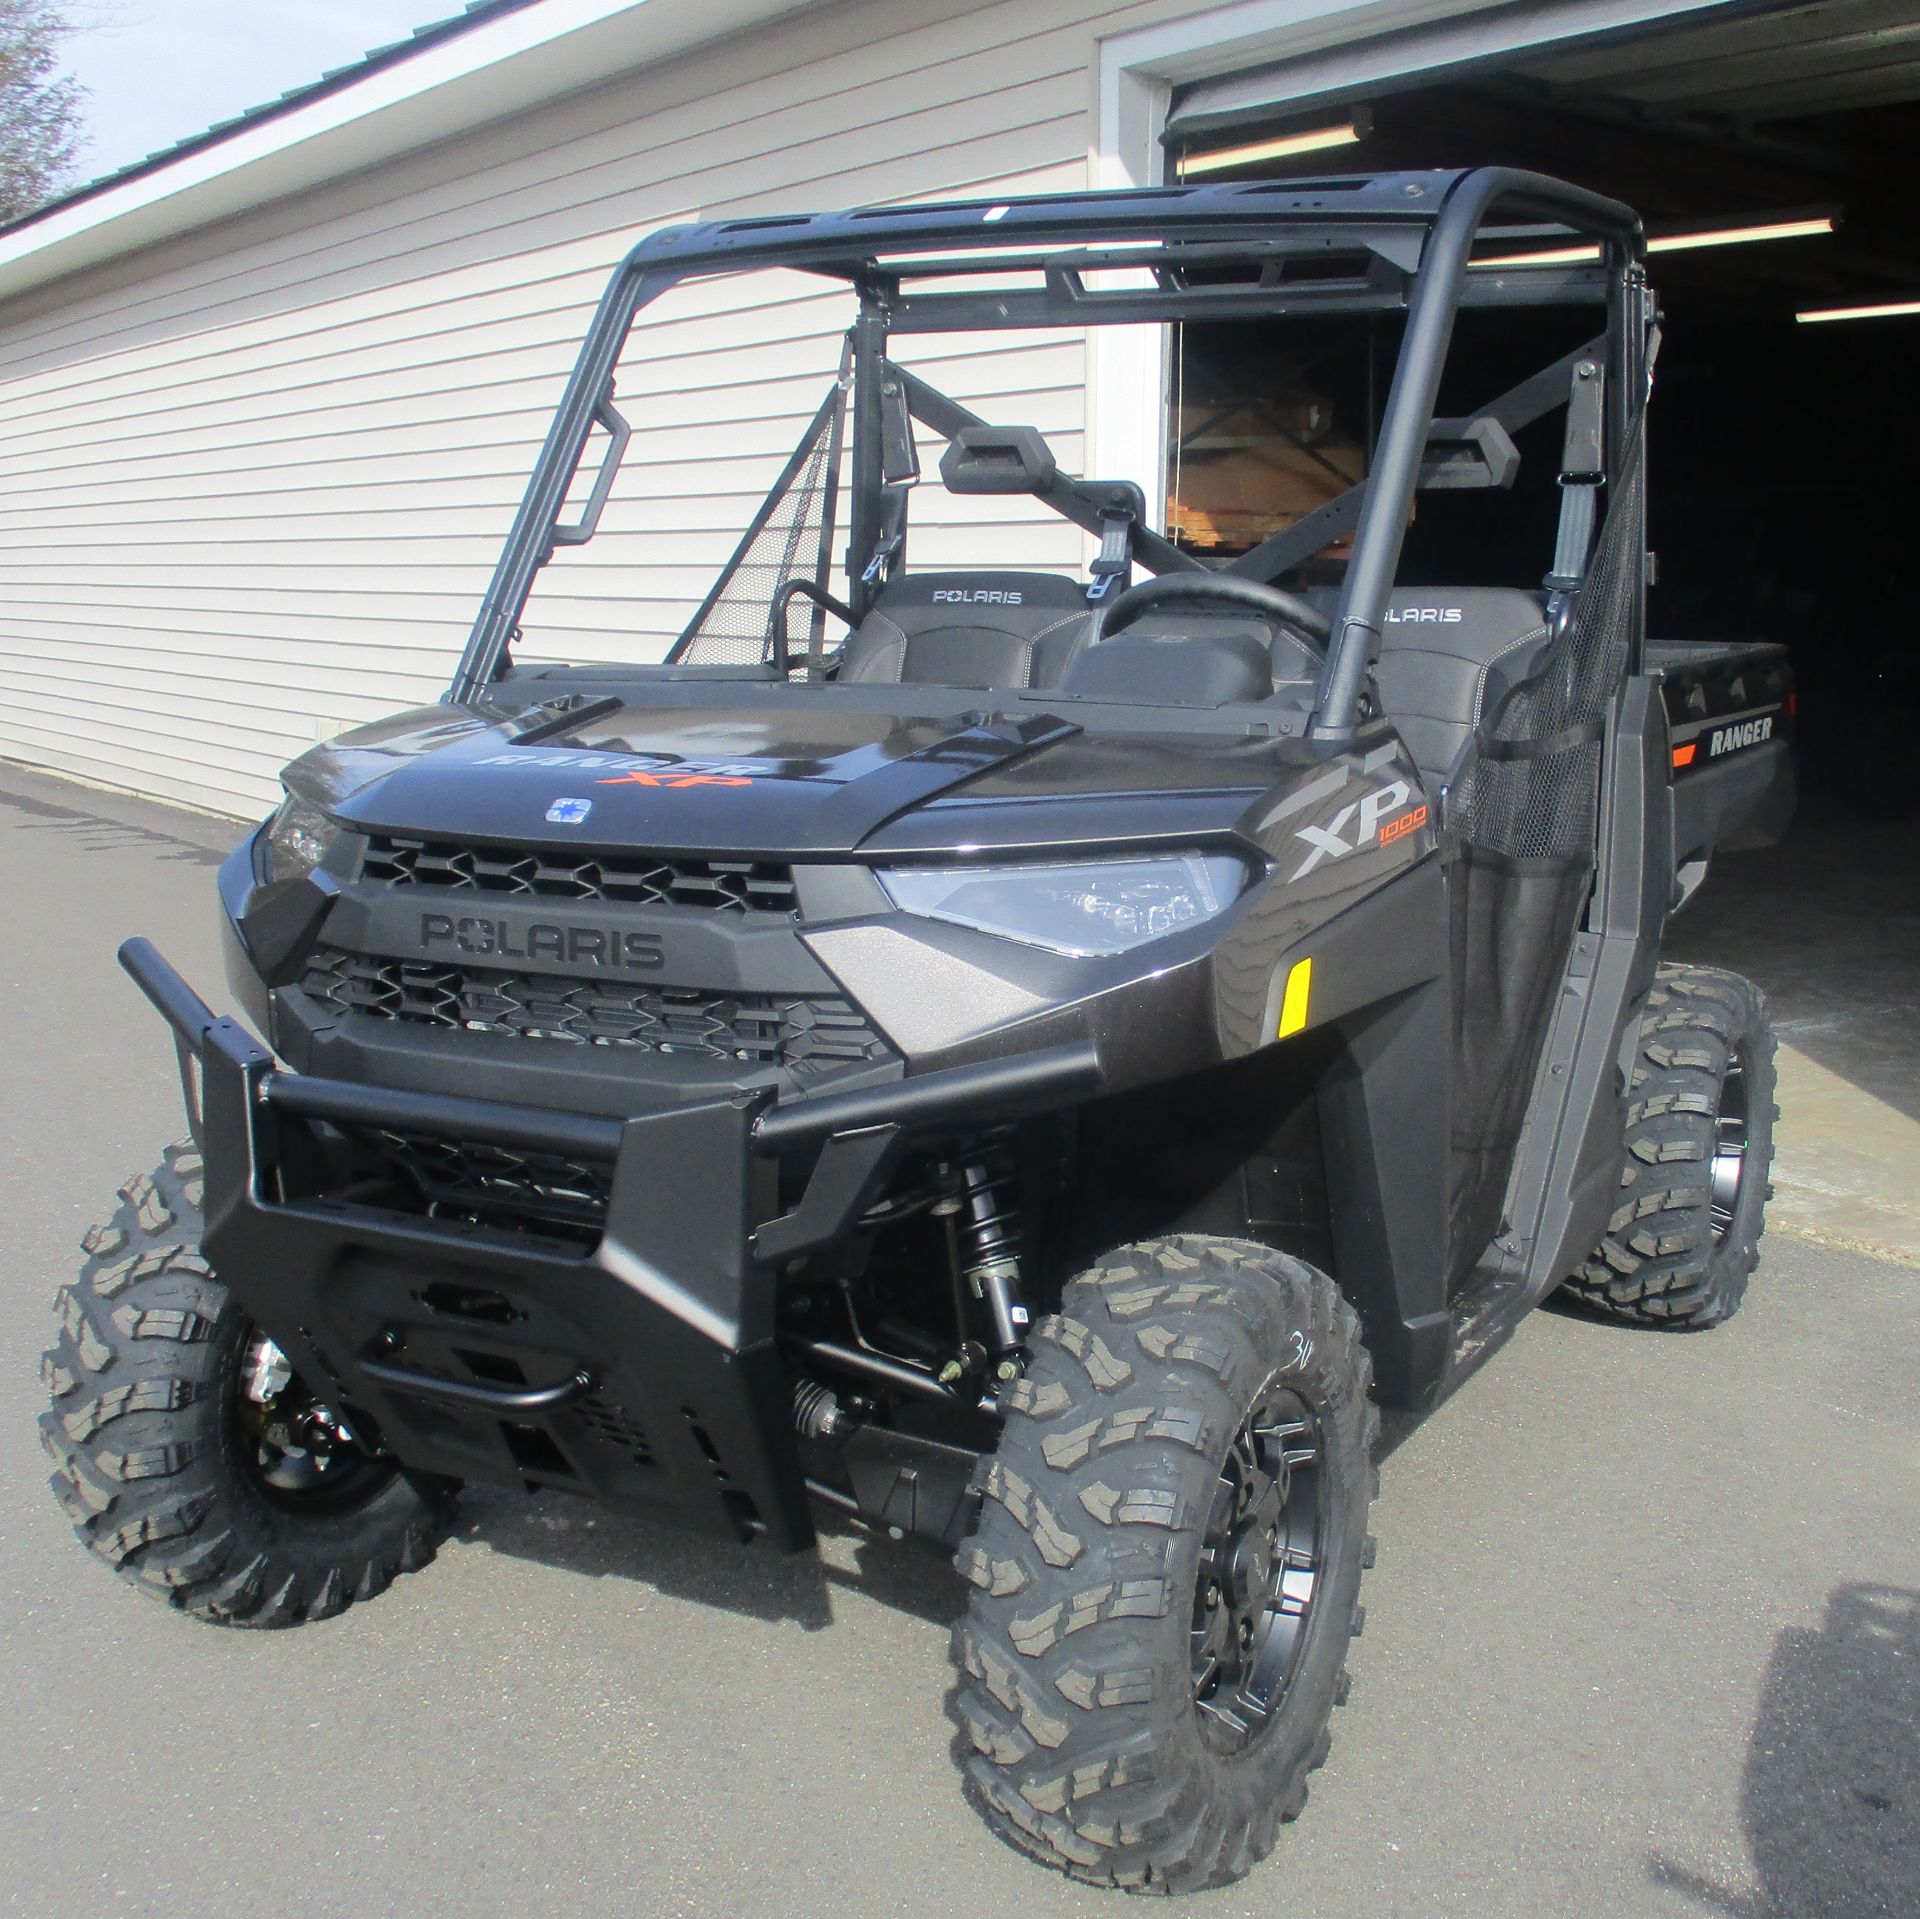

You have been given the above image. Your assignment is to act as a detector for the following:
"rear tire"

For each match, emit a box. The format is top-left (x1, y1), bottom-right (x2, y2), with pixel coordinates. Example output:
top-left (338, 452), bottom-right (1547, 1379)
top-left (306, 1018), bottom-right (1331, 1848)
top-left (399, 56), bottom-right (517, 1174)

top-left (951, 1236), bottom-right (1376, 1892)
top-left (1562, 964), bottom-right (1776, 1328)
top-left (40, 1142), bottom-right (455, 1625)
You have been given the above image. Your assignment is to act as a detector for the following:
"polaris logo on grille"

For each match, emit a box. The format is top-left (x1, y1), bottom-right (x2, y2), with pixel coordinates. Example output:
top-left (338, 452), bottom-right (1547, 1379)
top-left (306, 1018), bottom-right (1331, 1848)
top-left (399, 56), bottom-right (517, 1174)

top-left (419, 913), bottom-right (663, 970)
top-left (931, 588), bottom-right (1023, 604)
top-left (1709, 716), bottom-right (1773, 756)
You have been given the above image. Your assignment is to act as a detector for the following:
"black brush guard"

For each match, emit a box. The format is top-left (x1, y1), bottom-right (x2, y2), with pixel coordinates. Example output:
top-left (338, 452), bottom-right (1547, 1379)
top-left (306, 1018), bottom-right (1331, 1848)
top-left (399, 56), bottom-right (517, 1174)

top-left (120, 937), bottom-right (1099, 1551)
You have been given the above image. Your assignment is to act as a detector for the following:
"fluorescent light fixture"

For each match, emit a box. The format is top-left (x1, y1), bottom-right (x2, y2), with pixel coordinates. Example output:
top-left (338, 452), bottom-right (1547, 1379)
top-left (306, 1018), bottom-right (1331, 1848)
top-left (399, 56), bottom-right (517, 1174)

top-left (1797, 296), bottom-right (1920, 324)
top-left (1177, 122), bottom-right (1363, 178)
top-left (1474, 212), bottom-right (1836, 270)
top-left (1652, 215), bottom-right (1835, 253)
top-left (1473, 239), bottom-right (1606, 268)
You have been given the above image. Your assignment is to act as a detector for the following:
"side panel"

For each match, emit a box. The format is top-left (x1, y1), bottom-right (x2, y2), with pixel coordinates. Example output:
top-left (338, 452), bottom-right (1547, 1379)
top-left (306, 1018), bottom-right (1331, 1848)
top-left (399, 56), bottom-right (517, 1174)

top-left (1310, 858), bottom-right (1452, 1409)
top-left (1659, 639), bottom-right (1796, 863)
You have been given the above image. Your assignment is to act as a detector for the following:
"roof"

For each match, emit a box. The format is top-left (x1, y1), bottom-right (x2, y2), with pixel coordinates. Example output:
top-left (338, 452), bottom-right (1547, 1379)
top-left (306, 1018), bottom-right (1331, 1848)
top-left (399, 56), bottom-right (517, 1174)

top-left (2, 1), bottom-right (541, 242)
top-left (0, 0), bottom-right (827, 306)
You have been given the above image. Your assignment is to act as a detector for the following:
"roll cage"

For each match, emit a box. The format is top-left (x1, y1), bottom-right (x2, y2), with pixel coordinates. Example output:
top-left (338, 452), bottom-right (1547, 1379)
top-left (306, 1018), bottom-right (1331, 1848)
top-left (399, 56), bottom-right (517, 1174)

top-left (450, 167), bottom-right (1649, 738)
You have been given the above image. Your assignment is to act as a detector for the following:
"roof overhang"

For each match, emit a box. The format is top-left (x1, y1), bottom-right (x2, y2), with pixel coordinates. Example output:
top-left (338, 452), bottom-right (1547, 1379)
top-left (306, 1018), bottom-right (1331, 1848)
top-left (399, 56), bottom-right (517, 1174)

top-left (0, 0), bottom-right (828, 307)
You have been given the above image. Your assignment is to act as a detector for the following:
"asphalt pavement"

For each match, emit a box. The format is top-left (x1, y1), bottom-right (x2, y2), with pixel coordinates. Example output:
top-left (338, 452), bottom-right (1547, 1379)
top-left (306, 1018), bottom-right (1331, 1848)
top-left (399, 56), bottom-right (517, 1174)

top-left (1, 761), bottom-right (1914, 1919)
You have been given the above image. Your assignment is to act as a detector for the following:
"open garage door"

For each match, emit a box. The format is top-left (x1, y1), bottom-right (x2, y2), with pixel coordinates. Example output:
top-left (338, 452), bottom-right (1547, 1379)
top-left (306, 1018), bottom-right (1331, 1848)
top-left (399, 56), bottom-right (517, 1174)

top-left (1159, 0), bottom-right (1920, 819)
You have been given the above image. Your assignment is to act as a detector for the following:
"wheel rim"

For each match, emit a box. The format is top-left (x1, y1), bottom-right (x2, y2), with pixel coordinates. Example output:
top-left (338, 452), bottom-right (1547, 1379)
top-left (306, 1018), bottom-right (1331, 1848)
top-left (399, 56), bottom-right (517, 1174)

top-left (1710, 1049), bottom-right (1750, 1246)
top-left (1190, 1381), bottom-right (1325, 1753)
top-left (235, 1330), bottom-right (390, 1511)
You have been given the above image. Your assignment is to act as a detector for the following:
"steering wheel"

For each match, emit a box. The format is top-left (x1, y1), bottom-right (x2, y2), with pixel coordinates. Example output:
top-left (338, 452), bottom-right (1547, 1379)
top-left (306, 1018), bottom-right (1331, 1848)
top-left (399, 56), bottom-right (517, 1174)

top-left (1095, 573), bottom-right (1332, 654)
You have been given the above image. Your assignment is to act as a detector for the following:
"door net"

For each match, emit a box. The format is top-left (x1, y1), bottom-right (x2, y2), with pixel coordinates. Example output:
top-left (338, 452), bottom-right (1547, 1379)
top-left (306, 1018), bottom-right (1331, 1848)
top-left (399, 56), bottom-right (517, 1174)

top-left (1443, 411), bottom-right (1646, 1281)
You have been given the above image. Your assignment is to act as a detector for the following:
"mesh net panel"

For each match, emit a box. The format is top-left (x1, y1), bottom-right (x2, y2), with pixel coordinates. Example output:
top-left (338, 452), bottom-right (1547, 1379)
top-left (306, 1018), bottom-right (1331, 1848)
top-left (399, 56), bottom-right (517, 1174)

top-left (1448, 418), bottom-right (1646, 864)
top-left (1442, 409), bottom-right (1646, 1285)
top-left (668, 381), bottom-right (846, 667)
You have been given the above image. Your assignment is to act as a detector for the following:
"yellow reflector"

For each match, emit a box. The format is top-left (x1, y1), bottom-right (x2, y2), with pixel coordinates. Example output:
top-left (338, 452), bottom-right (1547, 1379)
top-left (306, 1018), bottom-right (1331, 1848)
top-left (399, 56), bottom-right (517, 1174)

top-left (1277, 957), bottom-right (1313, 1038)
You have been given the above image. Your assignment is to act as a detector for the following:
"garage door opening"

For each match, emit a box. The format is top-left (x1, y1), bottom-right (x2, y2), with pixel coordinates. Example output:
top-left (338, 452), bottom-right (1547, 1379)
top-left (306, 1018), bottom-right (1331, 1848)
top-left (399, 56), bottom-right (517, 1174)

top-left (1162, 0), bottom-right (1920, 824)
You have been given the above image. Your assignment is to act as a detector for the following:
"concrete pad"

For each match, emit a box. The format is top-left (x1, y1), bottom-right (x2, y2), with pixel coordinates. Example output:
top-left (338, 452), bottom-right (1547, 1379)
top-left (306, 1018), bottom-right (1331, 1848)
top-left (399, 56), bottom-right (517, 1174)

top-left (1668, 815), bottom-right (1920, 1269)
top-left (1773, 1045), bottom-right (1920, 1267)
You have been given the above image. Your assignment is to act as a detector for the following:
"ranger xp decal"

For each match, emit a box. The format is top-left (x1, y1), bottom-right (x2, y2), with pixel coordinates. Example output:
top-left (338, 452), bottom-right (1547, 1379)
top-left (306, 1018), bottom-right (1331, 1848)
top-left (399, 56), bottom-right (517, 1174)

top-left (1289, 778), bottom-right (1428, 879)
top-left (595, 769), bottom-right (753, 789)
top-left (1709, 715), bottom-right (1774, 757)
top-left (475, 750), bottom-right (771, 777)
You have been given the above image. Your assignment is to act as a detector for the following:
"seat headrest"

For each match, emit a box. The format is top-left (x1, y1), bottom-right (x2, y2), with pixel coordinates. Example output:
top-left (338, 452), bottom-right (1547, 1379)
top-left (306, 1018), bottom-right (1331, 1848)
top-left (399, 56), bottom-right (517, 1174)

top-left (939, 426), bottom-right (1057, 495)
top-left (867, 571), bottom-right (1089, 623)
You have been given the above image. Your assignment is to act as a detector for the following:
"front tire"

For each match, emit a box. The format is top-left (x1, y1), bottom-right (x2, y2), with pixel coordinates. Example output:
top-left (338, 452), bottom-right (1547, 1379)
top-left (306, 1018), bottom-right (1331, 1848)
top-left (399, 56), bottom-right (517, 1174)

top-left (40, 1142), bottom-right (454, 1625)
top-left (951, 1236), bottom-right (1376, 1892)
top-left (1562, 963), bottom-right (1777, 1328)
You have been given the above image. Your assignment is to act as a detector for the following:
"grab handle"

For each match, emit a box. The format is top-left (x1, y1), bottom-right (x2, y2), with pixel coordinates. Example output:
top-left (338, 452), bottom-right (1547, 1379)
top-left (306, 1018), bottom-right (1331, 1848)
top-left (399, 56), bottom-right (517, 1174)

top-left (361, 1354), bottom-right (595, 1414)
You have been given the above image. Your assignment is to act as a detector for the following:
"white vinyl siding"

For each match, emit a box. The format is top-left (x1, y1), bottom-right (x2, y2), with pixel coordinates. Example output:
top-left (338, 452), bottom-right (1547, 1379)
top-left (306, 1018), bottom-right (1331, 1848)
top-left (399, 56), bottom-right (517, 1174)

top-left (0, 0), bottom-right (1225, 818)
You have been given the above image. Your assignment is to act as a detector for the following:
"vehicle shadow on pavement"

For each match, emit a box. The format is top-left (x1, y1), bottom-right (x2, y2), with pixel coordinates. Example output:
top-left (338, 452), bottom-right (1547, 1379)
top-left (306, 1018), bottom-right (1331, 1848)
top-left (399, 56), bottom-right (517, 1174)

top-left (0, 779), bottom-right (226, 865)
top-left (455, 1484), bottom-right (965, 1632)
top-left (1648, 1582), bottom-right (1919, 1917)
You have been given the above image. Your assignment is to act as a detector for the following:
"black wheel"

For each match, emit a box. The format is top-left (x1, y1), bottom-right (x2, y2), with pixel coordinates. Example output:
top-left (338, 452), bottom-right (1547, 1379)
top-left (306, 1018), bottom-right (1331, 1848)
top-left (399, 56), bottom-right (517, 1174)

top-left (951, 1236), bottom-right (1376, 1892)
top-left (40, 1142), bottom-right (455, 1625)
top-left (1562, 963), bottom-right (1777, 1328)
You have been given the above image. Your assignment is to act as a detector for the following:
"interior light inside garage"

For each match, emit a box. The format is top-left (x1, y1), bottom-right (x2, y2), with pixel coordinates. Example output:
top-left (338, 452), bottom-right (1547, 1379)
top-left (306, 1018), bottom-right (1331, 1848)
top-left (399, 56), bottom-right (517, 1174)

top-left (1796, 296), bottom-right (1920, 323)
top-left (1473, 212), bottom-right (1836, 268)
top-left (1177, 122), bottom-right (1364, 177)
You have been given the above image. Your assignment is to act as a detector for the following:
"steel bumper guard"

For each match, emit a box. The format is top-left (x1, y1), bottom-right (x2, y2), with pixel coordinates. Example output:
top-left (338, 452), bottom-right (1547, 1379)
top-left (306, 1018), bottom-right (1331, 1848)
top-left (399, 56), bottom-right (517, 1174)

top-left (119, 938), bottom-right (1100, 1552)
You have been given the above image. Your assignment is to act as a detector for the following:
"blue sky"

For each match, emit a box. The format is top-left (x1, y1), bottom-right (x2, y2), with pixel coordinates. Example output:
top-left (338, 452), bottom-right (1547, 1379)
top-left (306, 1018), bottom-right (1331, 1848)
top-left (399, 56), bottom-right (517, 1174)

top-left (60, 1), bottom-right (451, 184)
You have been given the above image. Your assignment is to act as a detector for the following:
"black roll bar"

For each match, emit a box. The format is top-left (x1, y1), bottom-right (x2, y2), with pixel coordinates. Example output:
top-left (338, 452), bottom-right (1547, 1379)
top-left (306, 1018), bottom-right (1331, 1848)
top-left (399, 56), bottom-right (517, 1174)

top-left (1310, 168), bottom-right (1641, 738)
top-left (448, 169), bottom-right (1642, 721)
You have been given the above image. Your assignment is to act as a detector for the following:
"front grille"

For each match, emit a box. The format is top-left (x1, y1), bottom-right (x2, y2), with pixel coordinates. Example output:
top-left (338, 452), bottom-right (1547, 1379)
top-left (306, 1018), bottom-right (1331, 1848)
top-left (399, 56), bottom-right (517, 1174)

top-left (355, 1124), bottom-right (613, 1245)
top-left (300, 948), bottom-right (891, 1081)
top-left (361, 835), bottom-right (797, 913)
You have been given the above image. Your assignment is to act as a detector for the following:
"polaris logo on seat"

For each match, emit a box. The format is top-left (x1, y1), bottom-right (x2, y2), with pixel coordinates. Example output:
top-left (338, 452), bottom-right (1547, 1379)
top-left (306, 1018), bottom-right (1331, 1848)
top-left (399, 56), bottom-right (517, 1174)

top-left (932, 588), bottom-right (1023, 605)
top-left (1384, 606), bottom-right (1463, 624)
top-left (1709, 716), bottom-right (1773, 757)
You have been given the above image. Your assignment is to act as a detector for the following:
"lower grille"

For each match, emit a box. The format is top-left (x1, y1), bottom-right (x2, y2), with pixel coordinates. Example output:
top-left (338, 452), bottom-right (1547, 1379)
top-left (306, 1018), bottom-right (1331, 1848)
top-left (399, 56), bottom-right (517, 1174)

top-left (355, 1124), bottom-right (612, 1245)
top-left (300, 948), bottom-right (891, 1081)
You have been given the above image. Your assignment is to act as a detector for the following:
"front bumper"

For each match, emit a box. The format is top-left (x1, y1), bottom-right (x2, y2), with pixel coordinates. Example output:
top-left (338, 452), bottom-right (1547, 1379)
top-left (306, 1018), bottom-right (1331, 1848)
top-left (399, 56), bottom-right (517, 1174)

top-left (123, 938), bottom-right (1100, 1552)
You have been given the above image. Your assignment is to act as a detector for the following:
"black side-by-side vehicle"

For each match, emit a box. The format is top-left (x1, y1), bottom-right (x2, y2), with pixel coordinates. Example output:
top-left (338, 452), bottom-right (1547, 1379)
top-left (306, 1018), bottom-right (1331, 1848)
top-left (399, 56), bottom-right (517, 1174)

top-left (43, 169), bottom-right (1794, 1891)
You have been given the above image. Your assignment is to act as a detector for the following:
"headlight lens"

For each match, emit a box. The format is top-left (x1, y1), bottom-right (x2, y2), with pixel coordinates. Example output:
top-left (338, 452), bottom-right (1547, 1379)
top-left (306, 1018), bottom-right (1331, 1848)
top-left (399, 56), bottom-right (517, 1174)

top-left (262, 794), bottom-right (342, 884)
top-left (878, 852), bottom-right (1247, 957)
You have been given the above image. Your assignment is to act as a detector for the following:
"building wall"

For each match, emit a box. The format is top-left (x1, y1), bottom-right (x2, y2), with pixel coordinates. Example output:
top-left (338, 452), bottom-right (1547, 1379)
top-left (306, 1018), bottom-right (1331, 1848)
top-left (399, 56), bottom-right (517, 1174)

top-left (0, 0), bottom-right (1235, 818)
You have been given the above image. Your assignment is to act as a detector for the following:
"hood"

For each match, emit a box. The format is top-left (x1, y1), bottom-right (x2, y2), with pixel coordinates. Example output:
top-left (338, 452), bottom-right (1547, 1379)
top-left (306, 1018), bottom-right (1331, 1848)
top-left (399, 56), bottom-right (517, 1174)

top-left (285, 694), bottom-right (1297, 860)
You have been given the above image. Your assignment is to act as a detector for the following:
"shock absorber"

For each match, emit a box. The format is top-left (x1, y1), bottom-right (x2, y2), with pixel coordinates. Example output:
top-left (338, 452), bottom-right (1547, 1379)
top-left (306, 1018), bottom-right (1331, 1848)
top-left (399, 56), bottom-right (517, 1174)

top-left (955, 1146), bottom-right (1029, 1358)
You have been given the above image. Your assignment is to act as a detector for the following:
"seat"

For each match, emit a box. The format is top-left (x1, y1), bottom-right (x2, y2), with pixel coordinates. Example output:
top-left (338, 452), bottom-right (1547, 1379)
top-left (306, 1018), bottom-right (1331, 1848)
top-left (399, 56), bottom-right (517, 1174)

top-left (1371, 587), bottom-right (1554, 790)
top-left (838, 571), bottom-right (1095, 690)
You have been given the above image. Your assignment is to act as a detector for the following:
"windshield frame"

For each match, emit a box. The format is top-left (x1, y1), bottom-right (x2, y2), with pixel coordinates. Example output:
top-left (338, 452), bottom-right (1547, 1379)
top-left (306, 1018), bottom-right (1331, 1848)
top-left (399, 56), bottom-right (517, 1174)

top-left (450, 168), bottom-right (1646, 739)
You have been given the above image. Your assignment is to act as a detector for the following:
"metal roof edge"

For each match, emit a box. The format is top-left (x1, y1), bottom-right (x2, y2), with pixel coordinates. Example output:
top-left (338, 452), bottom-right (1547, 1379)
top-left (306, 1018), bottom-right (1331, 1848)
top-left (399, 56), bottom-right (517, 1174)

top-left (0, 0), bottom-right (826, 308)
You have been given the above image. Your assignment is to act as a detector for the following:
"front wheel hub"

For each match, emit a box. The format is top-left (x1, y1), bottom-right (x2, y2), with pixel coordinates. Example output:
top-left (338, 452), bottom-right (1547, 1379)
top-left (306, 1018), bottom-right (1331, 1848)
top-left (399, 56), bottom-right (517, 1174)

top-left (237, 1331), bottom-right (384, 1506)
top-left (1190, 1384), bottom-right (1325, 1752)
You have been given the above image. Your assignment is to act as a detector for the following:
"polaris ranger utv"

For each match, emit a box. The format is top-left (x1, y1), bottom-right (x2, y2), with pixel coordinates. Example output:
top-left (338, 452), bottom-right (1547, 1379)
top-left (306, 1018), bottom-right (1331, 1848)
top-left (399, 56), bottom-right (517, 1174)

top-left (43, 169), bottom-right (1795, 1891)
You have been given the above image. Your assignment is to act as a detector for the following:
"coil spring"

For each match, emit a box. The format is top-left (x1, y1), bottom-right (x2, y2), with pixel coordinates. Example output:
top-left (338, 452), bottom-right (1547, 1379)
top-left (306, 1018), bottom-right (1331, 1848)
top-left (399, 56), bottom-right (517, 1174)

top-left (956, 1144), bottom-right (1026, 1353)
top-left (959, 1151), bottom-right (1020, 1274)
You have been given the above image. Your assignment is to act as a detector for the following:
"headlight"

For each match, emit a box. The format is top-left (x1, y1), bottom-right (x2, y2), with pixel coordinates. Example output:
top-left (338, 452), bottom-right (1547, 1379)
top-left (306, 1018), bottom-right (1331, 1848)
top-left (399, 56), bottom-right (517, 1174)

top-left (878, 852), bottom-right (1247, 957)
top-left (261, 793), bottom-right (343, 884)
